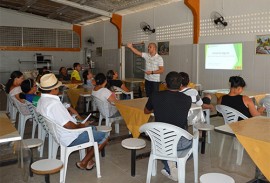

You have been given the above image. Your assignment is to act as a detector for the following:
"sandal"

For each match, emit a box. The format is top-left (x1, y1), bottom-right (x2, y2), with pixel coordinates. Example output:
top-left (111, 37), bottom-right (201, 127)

top-left (86, 161), bottom-right (95, 171)
top-left (76, 162), bottom-right (85, 170)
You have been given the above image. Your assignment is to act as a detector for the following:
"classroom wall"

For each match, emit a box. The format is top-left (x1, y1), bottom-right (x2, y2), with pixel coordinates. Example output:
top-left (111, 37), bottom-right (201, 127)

top-left (82, 1), bottom-right (194, 80)
top-left (0, 8), bottom-right (82, 84)
top-left (82, 19), bottom-right (119, 75)
top-left (82, 0), bottom-right (270, 93)
top-left (199, 0), bottom-right (270, 92)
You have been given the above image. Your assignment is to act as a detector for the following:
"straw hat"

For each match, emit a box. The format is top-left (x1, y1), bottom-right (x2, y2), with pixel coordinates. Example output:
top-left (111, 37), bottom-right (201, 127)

top-left (38, 73), bottom-right (62, 90)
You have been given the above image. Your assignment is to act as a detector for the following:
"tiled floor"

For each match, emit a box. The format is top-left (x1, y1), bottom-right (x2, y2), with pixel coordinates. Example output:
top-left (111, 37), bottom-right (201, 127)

top-left (0, 114), bottom-right (256, 183)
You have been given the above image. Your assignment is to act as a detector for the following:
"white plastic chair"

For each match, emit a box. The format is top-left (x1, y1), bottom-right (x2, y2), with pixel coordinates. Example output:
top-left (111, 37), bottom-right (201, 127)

top-left (92, 96), bottom-right (122, 134)
top-left (42, 115), bottom-right (101, 183)
top-left (140, 122), bottom-right (199, 183)
top-left (113, 86), bottom-right (134, 100)
top-left (25, 101), bottom-right (49, 158)
top-left (263, 102), bottom-right (270, 117)
top-left (215, 105), bottom-right (248, 165)
top-left (36, 112), bottom-right (59, 159)
top-left (12, 98), bottom-right (37, 139)
top-left (7, 94), bottom-right (18, 123)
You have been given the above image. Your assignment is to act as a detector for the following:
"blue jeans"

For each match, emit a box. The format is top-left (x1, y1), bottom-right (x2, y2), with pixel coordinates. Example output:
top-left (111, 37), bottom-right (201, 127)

top-left (68, 126), bottom-right (108, 147)
top-left (162, 137), bottom-right (192, 174)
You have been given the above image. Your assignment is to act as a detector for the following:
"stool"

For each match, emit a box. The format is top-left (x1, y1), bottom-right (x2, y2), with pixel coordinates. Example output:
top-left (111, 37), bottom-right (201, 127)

top-left (194, 123), bottom-right (214, 154)
top-left (200, 173), bottom-right (235, 183)
top-left (22, 138), bottom-right (43, 177)
top-left (96, 125), bottom-right (112, 133)
top-left (31, 159), bottom-right (63, 183)
top-left (121, 138), bottom-right (146, 177)
top-left (96, 125), bottom-right (112, 157)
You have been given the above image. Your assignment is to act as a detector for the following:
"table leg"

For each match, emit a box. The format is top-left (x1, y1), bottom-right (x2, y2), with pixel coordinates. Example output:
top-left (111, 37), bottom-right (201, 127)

top-left (29, 150), bottom-right (33, 177)
top-left (131, 149), bottom-right (136, 176)
top-left (45, 174), bottom-right (50, 183)
top-left (101, 148), bottom-right (105, 157)
top-left (201, 131), bottom-right (206, 154)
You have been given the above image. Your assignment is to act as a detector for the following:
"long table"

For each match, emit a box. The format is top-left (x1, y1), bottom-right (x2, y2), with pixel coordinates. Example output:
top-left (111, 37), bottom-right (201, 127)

top-left (229, 116), bottom-right (270, 182)
top-left (115, 97), bottom-right (204, 138)
top-left (67, 88), bottom-right (92, 108)
top-left (0, 112), bottom-right (21, 143)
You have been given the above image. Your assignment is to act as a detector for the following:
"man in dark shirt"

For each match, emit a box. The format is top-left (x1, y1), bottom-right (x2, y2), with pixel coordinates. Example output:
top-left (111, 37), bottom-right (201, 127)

top-left (144, 71), bottom-right (192, 181)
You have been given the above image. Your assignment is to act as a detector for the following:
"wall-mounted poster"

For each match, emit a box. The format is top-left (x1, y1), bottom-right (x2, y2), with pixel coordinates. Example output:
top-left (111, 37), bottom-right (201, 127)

top-left (256, 35), bottom-right (270, 54)
top-left (96, 47), bottom-right (102, 56)
top-left (158, 41), bottom-right (169, 55)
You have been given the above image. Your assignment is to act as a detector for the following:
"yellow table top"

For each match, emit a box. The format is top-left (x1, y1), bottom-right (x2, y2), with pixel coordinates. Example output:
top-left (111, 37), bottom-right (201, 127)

top-left (62, 82), bottom-right (82, 89)
top-left (115, 98), bottom-right (150, 138)
top-left (229, 116), bottom-right (270, 181)
top-left (67, 88), bottom-right (92, 108)
top-left (0, 113), bottom-right (21, 143)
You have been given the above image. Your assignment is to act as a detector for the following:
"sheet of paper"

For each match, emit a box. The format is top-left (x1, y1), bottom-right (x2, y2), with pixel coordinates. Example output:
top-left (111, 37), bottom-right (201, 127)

top-left (81, 113), bottom-right (91, 124)
top-left (137, 67), bottom-right (146, 72)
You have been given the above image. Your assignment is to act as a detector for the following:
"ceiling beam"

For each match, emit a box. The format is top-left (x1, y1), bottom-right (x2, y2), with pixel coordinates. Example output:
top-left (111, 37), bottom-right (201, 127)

top-left (50, 0), bottom-right (112, 18)
top-left (19, 0), bottom-right (38, 12)
top-left (72, 14), bottom-right (99, 24)
top-left (48, 0), bottom-right (84, 19)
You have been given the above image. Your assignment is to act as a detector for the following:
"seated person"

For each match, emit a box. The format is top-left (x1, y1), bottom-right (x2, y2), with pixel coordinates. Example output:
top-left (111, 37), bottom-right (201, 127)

top-left (58, 67), bottom-right (70, 82)
top-left (82, 70), bottom-right (95, 89)
top-left (106, 70), bottom-right (129, 92)
top-left (20, 79), bottom-right (40, 106)
top-left (144, 71), bottom-right (192, 181)
top-left (5, 71), bottom-right (24, 103)
top-left (36, 66), bottom-right (50, 83)
top-left (218, 76), bottom-right (265, 118)
top-left (70, 62), bottom-right (82, 83)
top-left (179, 72), bottom-right (214, 111)
top-left (36, 73), bottom-right (108, 170)
top-left (92, 73), bottom-right (120, 117)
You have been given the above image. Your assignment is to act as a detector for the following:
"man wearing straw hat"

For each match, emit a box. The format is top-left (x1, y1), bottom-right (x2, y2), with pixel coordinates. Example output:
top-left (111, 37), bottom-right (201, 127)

top-left (37, 73), bottom-right (108, 170)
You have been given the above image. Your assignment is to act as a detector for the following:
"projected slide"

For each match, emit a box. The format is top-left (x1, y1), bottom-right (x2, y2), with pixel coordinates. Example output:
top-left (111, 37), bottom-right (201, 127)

top-left (205, 43), bottom-right (242, 70)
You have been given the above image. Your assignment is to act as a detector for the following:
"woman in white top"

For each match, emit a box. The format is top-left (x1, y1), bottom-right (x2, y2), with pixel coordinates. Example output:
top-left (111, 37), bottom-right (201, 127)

top-left (92, 73), bottom-right (119, 117)
top-left (5, 71), bottom-right (24, 102)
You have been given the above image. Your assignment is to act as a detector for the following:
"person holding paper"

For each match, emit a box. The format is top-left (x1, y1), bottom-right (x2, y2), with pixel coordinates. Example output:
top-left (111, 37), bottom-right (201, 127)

top-left (36, 73), bottom-right (108, 171)
top-left (127, 43), bottom-right (164, 97)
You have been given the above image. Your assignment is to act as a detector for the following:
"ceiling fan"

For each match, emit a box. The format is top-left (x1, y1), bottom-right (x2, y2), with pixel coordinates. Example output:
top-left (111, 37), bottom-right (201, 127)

top-left (140, 22), bottom-right (155, 34)
top-left (210, 11), bottom-right (228, 30)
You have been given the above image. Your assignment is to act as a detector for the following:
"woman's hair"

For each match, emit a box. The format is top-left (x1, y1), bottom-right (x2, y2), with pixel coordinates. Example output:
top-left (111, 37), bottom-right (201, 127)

top-left (95, 73), bottom-right (106, 85)
top-left (5, 71), bottom-right (23, 93)
top-left (229, 76), bottom-right (246, 88)
top-left (82, 70), bottom-right (89, 85)
top-left (106, 70), bottom-right (114, 80)
top-left (178, 72), bottom-right (189, 87)
top-left (21, 79), bottom-right (34, 93)
top-left (59, 67), bottom-right (65, 74)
